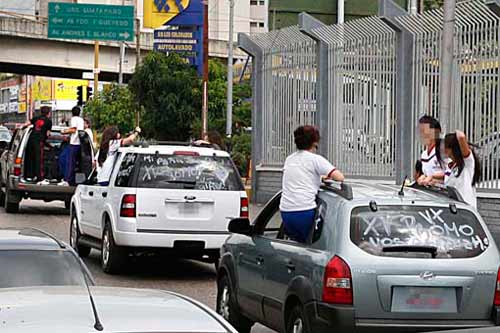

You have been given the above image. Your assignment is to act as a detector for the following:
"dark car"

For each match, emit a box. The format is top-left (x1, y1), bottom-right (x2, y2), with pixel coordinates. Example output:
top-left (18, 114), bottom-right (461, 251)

top-left (217, 182), bottom-right (500, 333)
top-left (0, 227), bottom-right (94, 288)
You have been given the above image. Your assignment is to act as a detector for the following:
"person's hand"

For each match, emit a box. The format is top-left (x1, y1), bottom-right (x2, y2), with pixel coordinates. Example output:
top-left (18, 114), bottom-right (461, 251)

top-left (134, 127), bottom-right (141, 134)
top-left (417, 175), bottom-right (426, 185)
top-left (456, 130), bottom-right (466, 140)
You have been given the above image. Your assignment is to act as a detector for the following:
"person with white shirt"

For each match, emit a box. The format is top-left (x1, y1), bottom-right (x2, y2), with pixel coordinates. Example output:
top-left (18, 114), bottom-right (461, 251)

top-left (97, 126), bottom-right (141, 186)
top-left (444, 130), bottom-right (481, 209)
top-left (61, 106), bottom-right (84, 185)
top-left (280, 125), bottom-right (345, 243)
top-left (417, 115), bottom-right (447, 185)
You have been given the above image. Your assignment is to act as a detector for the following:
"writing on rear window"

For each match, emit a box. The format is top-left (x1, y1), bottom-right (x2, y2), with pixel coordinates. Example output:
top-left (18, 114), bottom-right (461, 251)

top-left (137, 154), bottom-right (243, 191)
top-left (350, 206), bottom-right (489, 258)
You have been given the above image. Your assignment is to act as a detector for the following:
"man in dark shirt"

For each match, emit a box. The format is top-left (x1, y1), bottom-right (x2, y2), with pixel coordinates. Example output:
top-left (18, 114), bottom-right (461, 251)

top-left (25, 106), bottom-right (52, 181)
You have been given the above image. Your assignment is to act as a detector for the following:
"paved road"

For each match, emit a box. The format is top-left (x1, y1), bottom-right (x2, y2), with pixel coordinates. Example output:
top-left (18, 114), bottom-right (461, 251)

top-left (0, 200), bottom-right (273, 333)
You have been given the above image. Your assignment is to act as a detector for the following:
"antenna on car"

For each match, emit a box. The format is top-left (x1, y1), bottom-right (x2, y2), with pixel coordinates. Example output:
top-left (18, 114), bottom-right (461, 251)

top-left (76, 260), bottom-right (104, 331)
top-left (398, 175), bottom-right (408, 197)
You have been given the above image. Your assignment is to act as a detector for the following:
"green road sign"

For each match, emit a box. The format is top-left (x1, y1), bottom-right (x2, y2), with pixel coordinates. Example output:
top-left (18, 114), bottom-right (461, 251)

top-left (48, 2), bottom-right (134, 42)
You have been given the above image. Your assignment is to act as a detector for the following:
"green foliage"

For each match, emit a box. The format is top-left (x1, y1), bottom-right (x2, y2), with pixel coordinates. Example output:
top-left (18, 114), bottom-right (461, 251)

top-left (129, 52), bottom-right (202, 141)
top-left (231, 132), bottom-right (251, 176)
top-left (424, 0), bottom-right (443, 10)
top-left (84, 84), bottom-right (136, 134)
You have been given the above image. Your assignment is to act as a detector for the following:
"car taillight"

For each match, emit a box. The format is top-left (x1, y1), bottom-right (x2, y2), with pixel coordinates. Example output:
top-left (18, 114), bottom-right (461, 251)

top-left (13, 157), bottom-right (22, 176)
top-left (240, 197), bottom-right (249, 218)
top-left (494, 268), bottom-right (500, 306)
top-left (13, 167), bottom-right (21, 177)
top-left (173, 151), bottom-right (200, 156)
top-left (120, 194), bottom-right (136, 218)
top-left (322, 256), bottom-right (353, 305)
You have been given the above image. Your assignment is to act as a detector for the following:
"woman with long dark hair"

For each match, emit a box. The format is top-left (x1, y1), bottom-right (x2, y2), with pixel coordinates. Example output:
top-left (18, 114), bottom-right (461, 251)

top-left (444, 130), bottom-right (481, 208)
top-left (417, 115), bottom-right (447, 185)
top-left (97, 126), bottom-right (140, 186)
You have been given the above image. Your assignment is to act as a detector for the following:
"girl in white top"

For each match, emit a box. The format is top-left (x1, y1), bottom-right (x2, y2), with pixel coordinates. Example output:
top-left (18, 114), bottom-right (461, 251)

top-left (417, 115), bottom-right (447, 185)
top-left (97, 126), bottom-right (141, 186)
top-left (280, 125), bottom-right (344, 243)
top-left (443, 130), bottom-right (481, 209)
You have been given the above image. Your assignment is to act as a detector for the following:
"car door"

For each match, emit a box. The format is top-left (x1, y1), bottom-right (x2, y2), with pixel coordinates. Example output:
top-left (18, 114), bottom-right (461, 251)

top-left (236, 194), bottom-right (281, 321)
top-left (78, 182), bottom-right (104, 238)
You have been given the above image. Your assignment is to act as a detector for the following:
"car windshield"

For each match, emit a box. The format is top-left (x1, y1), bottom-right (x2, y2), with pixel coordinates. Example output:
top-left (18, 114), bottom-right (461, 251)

top-left (0, 250), bottom-right (86, 288)
top-left (350, 205), bottom-right (489, 258)
top-left (136, 153), bottom-right (243, 191)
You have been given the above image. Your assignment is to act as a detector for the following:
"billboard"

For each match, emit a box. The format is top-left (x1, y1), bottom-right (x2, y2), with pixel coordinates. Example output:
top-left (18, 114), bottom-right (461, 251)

top-left (32, 77), bottom-right (52, 101)
top-left (147, 0), bottom-right (204, 75)
top-left (54, 79), bottom-right (88, 100)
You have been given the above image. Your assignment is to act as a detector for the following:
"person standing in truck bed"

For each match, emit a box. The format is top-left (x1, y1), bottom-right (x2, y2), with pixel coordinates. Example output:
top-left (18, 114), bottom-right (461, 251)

top-left (24, 106), bottom-right (52, 182)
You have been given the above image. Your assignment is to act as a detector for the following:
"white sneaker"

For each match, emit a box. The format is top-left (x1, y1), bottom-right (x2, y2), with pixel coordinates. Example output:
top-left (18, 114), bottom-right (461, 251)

top-left (58, 181), bottom-right (69, 186)
top-left (38, 179), bottom-right (51, 185)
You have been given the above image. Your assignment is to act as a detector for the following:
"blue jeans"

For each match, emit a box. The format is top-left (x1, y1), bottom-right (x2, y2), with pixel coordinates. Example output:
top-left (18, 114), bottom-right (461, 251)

top-left (65, 144), bottom-right (80, 185)
top-left (281, 209), bottom-right (316, 243)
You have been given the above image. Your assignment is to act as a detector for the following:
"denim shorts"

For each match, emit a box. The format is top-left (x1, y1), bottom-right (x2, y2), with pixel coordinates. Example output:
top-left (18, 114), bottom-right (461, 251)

top-left (280, 209), bottom-right (316, 243)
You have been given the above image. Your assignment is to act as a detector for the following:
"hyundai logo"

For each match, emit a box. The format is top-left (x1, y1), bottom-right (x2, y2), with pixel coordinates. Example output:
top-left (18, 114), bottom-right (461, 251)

top-left (420, 271), bottom-right (435, 280)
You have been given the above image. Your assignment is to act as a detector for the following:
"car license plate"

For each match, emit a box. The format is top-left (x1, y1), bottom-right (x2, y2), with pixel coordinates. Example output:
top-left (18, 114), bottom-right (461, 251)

top-left (179, 203), bottom-right (200, 215)
top-left (391, 287), bottom-right (457, 313)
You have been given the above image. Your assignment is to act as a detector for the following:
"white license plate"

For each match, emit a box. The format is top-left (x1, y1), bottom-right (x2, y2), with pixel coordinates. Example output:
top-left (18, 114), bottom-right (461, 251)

top-left (391, 287), bottom-right (457, 313)
top-left (178, 204), bottom-right (200, 215)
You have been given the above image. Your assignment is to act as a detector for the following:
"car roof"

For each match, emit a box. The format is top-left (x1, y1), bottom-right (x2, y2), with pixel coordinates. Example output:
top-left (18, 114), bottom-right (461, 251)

top-left (0, 286), bottom-right (233, 333)
top-left (118, 144), bottom-right (231, 158)
top-left (0, 228), bottom-right (65, 251)
top-left (321, 182), bottom-right (465, 208)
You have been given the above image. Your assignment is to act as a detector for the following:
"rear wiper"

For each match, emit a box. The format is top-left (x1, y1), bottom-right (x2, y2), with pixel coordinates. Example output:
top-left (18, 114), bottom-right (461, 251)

top-left (164, 180), bottom-right (196, 188)
top-left (382, 245), bottom-right (438, 258)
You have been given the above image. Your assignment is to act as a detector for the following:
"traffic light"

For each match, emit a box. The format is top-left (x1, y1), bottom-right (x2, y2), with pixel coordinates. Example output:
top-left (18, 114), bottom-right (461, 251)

top-left (76, 85), bottom-right (84, 106)
top-left (86, 86), bottom-right (93, 101)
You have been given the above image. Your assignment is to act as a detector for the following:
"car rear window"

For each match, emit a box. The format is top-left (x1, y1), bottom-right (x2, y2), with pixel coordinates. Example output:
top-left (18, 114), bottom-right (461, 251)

top-left (0, 250), bottom-right (86, 288)
top-left (136, 153), bottom-right (243, 191)
top-left (350, 205), bottom-right (489, 258)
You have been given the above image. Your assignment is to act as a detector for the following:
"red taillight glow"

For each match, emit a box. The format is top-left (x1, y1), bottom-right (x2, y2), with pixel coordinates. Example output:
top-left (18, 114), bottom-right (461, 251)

top-left (494, 268), bottom-right (500, 306)
top-left (120, 194), bottom-right (136, 218)
top-left (322, 256), bottom-right (353, 305)
top-left (13, 167), bottom-right (21, 177)
top-left (173, 151), bottom-right (200, 156)
top-left (240, 197), bottom-right (249, 218)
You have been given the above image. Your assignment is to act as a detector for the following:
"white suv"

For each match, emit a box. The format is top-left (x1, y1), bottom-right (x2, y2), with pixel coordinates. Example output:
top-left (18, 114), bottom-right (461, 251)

top-left (70, 143), bottom-right (248, 274)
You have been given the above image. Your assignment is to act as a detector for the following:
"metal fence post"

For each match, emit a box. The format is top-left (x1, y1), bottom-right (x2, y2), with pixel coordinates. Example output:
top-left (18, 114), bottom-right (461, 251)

top-left (298, 13), bottom-right (330, 158)
top-left (379, 0), bottom-right (415, 183)
top-left (238, 33), bottom-right (263, 203)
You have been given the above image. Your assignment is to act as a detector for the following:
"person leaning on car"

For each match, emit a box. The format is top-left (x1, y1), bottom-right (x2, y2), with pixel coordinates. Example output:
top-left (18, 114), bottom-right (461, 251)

top-left (279, 125), bottom-right (344, 243)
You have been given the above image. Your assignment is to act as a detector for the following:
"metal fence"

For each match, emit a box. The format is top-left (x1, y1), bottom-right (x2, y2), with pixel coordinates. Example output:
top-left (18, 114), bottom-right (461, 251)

top-left (239, 0), bottom-right (500, 194)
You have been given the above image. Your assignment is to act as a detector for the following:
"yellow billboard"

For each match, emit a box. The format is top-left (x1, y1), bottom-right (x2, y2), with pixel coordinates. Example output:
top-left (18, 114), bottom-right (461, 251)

top-left (32, 77), bottom-right (52, 101)
top-left (144, 0), bottom-right (191, 29)
top-left (54, 79), bottom-right (88, 100)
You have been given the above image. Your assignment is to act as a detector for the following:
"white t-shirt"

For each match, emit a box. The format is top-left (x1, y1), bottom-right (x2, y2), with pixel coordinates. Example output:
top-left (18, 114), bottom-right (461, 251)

top-left (70, 116), bottom-right (84, 145)
top-left (445, 154), bottom-right (477, 209)
top-left (421, 146), bottom-right (446, 177)
top-left (280, 150), bottom-right (336, 212)
top-left (97, 139), bottom-right (121, 184)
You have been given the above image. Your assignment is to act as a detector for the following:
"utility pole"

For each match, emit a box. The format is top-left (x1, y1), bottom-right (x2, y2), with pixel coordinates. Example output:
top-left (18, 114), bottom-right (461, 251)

top-left (337, 0), bottom-right (344, 24)
top-left (409, 0), bottom-right (418, 14)
top-left (118, 0), bottom-right (125, 84)
top-left (439, 0), bottom-right (456, 132)
top-left (226, 0), bottom-right (234, 137)
top-left (202, 0), bottom-right (209, 136)
top-left (94, 41), bottom-right (99, 98)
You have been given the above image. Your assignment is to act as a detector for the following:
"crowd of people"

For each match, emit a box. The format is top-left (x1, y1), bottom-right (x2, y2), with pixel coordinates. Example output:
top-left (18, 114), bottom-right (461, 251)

top-left (280, 116), bottom-right (480, 243)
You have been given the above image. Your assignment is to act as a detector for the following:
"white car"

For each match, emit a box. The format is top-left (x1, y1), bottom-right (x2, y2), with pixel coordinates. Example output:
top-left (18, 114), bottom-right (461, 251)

top-left (70, 143), bottom-right (248, 274)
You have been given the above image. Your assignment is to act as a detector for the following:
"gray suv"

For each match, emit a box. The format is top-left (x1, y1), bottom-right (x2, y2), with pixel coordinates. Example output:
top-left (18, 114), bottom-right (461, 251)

top-left (216, 182), bottom-right (500, 333)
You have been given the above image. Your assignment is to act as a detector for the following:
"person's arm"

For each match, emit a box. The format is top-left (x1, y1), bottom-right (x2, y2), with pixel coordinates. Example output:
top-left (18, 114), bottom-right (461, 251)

top-left (317, 155), bottom-right (345, 182)
top-left (120, 127), bottom-right (141, 146)
top-left (328, 169), bottom-right (345, 182)
top-left (456, 130), bottom-right (471, 158)
top-left (61, 127), bottom-right (77, 135)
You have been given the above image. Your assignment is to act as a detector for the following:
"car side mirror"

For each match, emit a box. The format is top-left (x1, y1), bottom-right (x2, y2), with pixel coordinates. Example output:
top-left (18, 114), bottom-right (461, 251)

top-left (75, 172), bottom-right (86, 185)
top-left (228, 218), bottom-right (252, 235)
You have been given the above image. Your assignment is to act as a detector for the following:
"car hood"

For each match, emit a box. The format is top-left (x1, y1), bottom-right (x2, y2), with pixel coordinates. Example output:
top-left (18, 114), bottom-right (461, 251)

top-left (0, 286), bottom-right (232, 333)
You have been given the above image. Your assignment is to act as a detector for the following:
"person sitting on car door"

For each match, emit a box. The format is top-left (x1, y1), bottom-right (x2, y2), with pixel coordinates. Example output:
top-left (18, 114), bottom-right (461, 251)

top-left (79, 118), bottom-right (94, 179)
top-left (279, 125), bottom-right (345, 243)
top-left (97, 126), bottom-right (141, 186)
top-left (416, 115), bottom-right (447, 186)
top-left (24, 106), bottom-right (53, 183)
top-left (443, 130), bottom-right (481, 209)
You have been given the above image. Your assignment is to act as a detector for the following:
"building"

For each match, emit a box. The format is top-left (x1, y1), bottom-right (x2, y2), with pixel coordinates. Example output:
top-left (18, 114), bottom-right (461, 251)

top-left (268, 0), bottom-right (409, 29)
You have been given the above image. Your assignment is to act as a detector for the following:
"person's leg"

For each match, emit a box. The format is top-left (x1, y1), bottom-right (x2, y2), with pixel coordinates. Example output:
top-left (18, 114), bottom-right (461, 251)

top-left (39, 141), bottom-right (45, 179)
top-left (281, 209), bottom-right (316, 243)
top-left (31, 138), bottom-right (41, 181)
top-left (24, 138), bottom-right (36, 179)
top-left (65, 144), bottom-right (80, 185)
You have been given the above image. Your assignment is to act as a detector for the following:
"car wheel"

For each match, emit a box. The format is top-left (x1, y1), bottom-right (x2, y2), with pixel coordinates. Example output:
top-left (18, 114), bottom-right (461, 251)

top-left (216, 274), bottom-right (253, 333)
top-left (4, 182), bottom-right (19, 214)
top-left (286, 303), bottom-right (310, 333)
top-left (70, 213), bottom-right (91, 258)
top-left (101, 222), bottom-right (126, 274)
top-left (0, 186), bottom-right (5, 206)
top-left (64, 198), bottom-right (71, 210)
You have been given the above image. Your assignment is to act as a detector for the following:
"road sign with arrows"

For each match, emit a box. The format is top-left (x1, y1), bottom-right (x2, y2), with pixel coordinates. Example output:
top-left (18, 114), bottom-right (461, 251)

top-left (47, 2), bottom-right (134, 42)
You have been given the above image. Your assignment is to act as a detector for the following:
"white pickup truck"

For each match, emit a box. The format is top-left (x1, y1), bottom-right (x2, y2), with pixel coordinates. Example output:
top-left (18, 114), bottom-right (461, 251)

top-left (70, 143), bottom-right (248, 274)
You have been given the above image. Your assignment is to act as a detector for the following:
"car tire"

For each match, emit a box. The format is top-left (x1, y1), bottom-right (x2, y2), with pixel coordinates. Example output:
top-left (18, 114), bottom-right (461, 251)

top-left (4, 182), bottom-right (19, 214)
top-left (101, 222), bottom-right (126, 274)
top-left (64, 198), bottom-right (71, 210)
top-left (216, 274), bottom-right (253, 333)
top-left (0, 187), bottom-right (5, 207)
top-left (69, 213), bottom-right (91, 258)
top-left (286, 303), bottom-right (311, 333)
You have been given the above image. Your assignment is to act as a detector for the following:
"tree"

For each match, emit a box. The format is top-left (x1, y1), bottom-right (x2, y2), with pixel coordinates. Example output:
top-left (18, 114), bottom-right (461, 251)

top-left (84, 83), bottom-right (136, 134)
top-left (129, 52), bottom-right (202, 141)
top-left (424, 0), bottom-right (443, 10)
